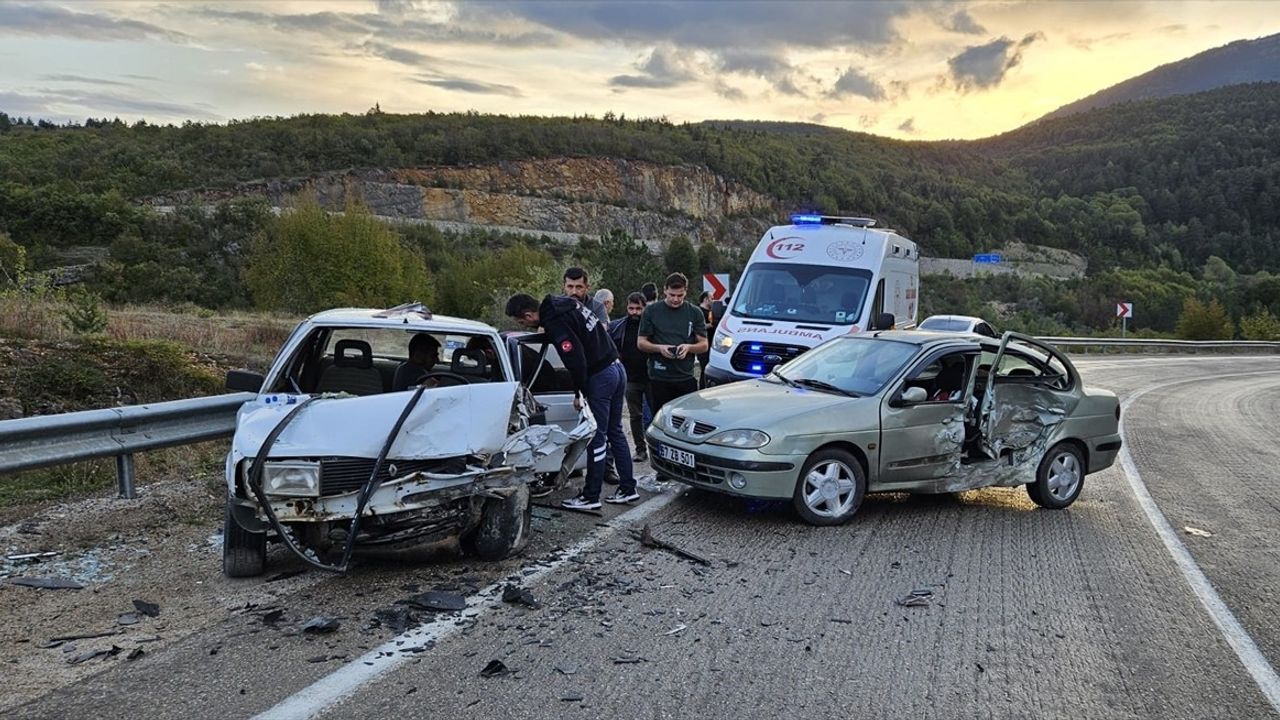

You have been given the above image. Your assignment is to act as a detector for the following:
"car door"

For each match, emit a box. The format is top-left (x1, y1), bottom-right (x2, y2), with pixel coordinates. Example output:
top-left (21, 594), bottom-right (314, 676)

top-left (878, 348), bottom-right (977, 485)
top-left (505, 333), bottom-right (589, 474)
top-left (976, 332), bottom-right (1079, 458)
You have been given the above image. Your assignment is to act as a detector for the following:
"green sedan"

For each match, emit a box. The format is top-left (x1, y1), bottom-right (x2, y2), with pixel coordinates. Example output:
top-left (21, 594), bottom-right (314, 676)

top-left (646, 330), bottom-right (1122, 525)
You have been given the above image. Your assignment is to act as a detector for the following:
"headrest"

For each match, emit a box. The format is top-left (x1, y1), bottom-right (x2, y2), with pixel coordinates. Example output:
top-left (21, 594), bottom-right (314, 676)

top-left (937, 362), bottom-right (967, 389)
top-left (333, 339), bottom-right (373, 369)
top-left (451, 347), bottom-right (489, 375)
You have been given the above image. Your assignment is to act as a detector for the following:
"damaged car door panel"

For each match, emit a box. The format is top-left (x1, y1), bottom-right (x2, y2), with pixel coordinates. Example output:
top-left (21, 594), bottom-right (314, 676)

top-left (645, 327), bottom-right (1122, 526)
top-left (222, 305), bottom-right (595, 578)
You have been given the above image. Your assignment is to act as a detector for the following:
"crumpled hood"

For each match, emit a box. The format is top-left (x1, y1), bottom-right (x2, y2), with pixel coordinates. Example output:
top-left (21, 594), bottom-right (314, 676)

top-left (662, 379), bottom-right (868, 431)
top-left (231, 383), bottom-right (523, 465)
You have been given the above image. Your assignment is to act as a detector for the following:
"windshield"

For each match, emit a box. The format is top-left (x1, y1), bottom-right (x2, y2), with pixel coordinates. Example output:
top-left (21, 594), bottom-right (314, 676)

top-left (732, 262), bottom-right (872, 325)
top-left (772, 336), bottom-right (918, 396)
top-left (920, 317), bottom-right (973, 332)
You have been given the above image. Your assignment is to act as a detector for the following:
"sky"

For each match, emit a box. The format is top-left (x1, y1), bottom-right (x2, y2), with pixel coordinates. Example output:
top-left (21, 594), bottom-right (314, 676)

top-left (1, 0), bottom-right (1278, 140)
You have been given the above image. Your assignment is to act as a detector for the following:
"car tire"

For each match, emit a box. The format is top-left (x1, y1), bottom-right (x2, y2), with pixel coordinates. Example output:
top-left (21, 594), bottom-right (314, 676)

top-left (791, 448), bottom-right (866, 526)
top-left (223, 502), bottom-right (266, 578)
top-left (462, 485), bottom-right (533, 560)
top-left (1027, 442), bottom-right (1085, 509)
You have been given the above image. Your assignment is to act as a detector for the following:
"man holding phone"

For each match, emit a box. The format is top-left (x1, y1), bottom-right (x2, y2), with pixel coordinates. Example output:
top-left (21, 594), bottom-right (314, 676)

top-left (637, 272), bottom-right (708, 416)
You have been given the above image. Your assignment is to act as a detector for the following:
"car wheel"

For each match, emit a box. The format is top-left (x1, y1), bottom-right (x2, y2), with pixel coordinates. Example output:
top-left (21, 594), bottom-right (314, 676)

top-left (1027, 442), bottom-right (1085, 509)
top-left (462, 485), bottom-right (533, 560)
top-left (791, 448), bottom-right (866, 526)
top-left (223, 502), bottom-right (266, 578)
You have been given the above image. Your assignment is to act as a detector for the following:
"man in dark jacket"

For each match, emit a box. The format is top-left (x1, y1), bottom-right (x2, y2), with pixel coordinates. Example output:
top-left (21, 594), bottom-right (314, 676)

top-left (610, 292), bottom-right (650, 462)
top-left (507, 293), bottom-right (636, 509)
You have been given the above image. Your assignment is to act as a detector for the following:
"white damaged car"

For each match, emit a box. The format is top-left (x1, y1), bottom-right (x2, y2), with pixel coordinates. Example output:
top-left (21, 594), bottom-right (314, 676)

top-left (221, 304), bottom-right (594, 577)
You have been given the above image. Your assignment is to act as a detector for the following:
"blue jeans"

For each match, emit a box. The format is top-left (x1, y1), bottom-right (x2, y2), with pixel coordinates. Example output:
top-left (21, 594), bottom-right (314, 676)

top-left (583, 362), bottom-right (634, 501)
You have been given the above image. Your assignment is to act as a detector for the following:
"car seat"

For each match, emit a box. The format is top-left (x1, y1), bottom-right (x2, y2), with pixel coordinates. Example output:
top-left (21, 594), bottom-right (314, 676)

top-left (316, 339), bottom-right (384, 396)
top-left (450, 348), bottom-right (490, 384)
top-left (930, 362), bottom-right (966, 401)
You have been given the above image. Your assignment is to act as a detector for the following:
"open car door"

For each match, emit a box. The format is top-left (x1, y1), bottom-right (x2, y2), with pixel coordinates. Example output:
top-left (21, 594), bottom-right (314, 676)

top-left (976, 332), bottom-right (1078, 459)
top-left (505, 332), bottom-right (591, 480)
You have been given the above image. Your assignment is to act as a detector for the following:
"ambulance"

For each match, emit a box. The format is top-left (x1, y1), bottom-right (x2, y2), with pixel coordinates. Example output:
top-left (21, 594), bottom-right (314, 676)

top-left (704, 214), bottom-right (919, 386)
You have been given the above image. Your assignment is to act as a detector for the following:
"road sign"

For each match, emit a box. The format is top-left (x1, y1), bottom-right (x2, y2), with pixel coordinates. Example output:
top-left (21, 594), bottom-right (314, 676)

top-left (973, 253), bottom-right (1002, 264)
top-left (1116, 302), bottom-right (1133, 319)
top-left (703, 273), bottom-right (730, 301)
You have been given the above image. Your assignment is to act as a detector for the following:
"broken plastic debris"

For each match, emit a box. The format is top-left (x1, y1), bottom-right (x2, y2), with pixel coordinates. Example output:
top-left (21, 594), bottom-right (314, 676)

top-left (7, 576), bottom-right (84, 590)
top-left (1183, 526), bottom-right (1213, 538)
top-left (663, 624), bottom-right (688, 636)
top-left (5, 551), bottom-right (59, 562)
top-left (405, 590), bottom-right (467, 612)
top-left (117, 612), bottom-right (141, 626)
top-left (895, 589), bottom-right (934, 607)
top-left (501, 584), bottom-right (539, 608)
top-left (301, 616), bottom-right (340, 634)
top-left (127, 648), bottom-right (145, 661)
top-left (635, 473), bottom-right (670, 493)
top-left (132, 600), bottom-right (161, 618)
top-left (480, 659), bottom-right (513, 678)
top-left (374, 607), bottom-right (413, 633)
top-left (262, 609), bottom-right (285, 625)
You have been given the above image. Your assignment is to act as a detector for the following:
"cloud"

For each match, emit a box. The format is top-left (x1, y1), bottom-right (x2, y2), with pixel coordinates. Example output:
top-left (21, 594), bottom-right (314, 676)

top-left (945, 33), bottom-right (1043, 92)
top-left (808, 112), bottom-right (827, 123)
top-left (41, 74), bottom-right (135, 88)
top-left (412, 74), bottom-right (522, 97)
top-left (0, 3), bottom-right (187, 42)
top-left (942, 9), bottom-right (985, 35)
top-left (716, 48), bottom-right (807, 96)
top-left (714, 80), bottom-right (746, 102)
top-left (828, 67), bottom-right (886, 101)
top-left (897, 117), bottom-right (917, 133)
top-left (609, 47), bottom-right (696, 89)
top-left (857, 114), bottom-right (876, 129)
top-left (1067, 31), bottom-right (1131, 51)
top-left (353, 39), bottom-right (438, 67)
top-left (374, 0), bottom-right (420, 14)
top-left (0, 89), bottom-right (219, 122)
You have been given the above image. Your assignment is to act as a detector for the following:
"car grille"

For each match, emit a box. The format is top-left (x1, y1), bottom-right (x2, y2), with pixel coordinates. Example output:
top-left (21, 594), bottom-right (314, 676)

top-left (646, 441), bottom-right (727, 486)
top-left (730, 341), bottom-right (807, 375)
top-left (318, 456), bottom-right (467, 496)
top-left (669, 415), bottom-right (717, 437)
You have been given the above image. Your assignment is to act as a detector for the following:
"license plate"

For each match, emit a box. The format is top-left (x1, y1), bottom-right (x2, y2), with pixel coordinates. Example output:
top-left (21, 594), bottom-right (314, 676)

top-left (658, 443), bottom-right (695, 468)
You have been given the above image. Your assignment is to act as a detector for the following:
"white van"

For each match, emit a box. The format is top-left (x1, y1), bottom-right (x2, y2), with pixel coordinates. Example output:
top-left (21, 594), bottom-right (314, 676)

top-left (705, 214), bottom-right (919, 386)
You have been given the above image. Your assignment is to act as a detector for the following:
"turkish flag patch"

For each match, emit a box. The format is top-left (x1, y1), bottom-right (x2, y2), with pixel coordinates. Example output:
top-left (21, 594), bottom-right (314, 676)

top-left (560, 339), bottom-right (573, 353)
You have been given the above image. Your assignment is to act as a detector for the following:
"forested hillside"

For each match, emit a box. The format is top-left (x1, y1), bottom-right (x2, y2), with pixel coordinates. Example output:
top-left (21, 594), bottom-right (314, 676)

top-left (1, 83), bottom-right (1279, 336)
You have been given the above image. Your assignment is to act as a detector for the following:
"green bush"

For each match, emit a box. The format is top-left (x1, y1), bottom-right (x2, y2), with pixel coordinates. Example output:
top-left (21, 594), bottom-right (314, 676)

top-left (1175, 297), bottom-right (1234, 340)
top-left (1240, 308), bottom-right (1280, 341)
top-left (62, 287), bottom-right (108, 335)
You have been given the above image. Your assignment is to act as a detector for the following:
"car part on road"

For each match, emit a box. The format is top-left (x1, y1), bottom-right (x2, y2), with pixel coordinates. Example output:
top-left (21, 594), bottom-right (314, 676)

top-left (635, 523), bottom-right (712, 565)
top-left (301, 616), bottom-right (340, 634)
top-left (792, 448), bottom-right (866, 526)
top-left (5, 576), bottom-right (84, 590)
top-left (1027, 441), bottom-right (1085, 509)
top-left (479, 659), bottom-right (512, 677)
top-left (460, 485), bottom-right (532, 560)
top-left (501, 583), bottom-right (539, 608)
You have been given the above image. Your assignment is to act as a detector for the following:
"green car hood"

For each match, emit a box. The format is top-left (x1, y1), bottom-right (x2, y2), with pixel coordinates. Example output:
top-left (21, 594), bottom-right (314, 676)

top-left (662, 379), bottom-right (874, 438)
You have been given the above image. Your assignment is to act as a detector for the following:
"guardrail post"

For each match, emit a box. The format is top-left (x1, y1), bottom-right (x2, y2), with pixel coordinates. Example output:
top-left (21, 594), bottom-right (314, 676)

top-left (116, 453), bottom-right (136, 499)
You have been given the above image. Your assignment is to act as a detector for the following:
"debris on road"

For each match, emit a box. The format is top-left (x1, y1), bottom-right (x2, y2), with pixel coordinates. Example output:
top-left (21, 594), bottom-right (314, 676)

top-left (554, 664), bottom-right (578, 675)
top-left (560, 693), bottom-right (585, 702)
top-left (611, 655), bottom-right (647, 664)
top-left (301, 616), bottom-right (340, 634)
top-left (663, 624), bottom-right (688, 636)
top-left (636, 473), bottom-right (670, 493)
top-left (501, 583), bottom-right (539, 608)
top-left (1184, 526), bottom-right (1213, 538)
top-left (262, 609), bottom-right (284, 625)
top-left (132, 599), bottom-right (161, 618)
top-left (896, 589), bottom-right (934, 607)
top-left (480, 659), bottom-right (513, 677)
top-left (6, 576), bottom-right (84, 590)
top-left (635, 524), bottom-right (712, 566)
top-left (404, 590), bottom-right (467, 612)
top-left (48, 629), bottom-right (123, 644)
top-left (67, 645), bottom-right (122, 664)
top-left (127, 648), bottom-right (145, 661)
top-left (116, 613), bottom-right (140, 626)
top-left (5, 551), bottom-right (60, 563)
top-left (374, 607), bottom-right (413, 633)
top-left (266, 570), bottom-right (308, 582)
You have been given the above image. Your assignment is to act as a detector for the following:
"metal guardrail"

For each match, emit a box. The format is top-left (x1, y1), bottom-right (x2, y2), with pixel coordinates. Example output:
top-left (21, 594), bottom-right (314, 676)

top-left (1037, 337), bottom-right (1280, 351)
top-left (0, 393), bottom-right (254, 498)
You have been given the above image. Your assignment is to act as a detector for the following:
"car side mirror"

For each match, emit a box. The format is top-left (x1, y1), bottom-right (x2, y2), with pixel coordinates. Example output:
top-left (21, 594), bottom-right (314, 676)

top-left (899, 386), bottom-right (927, 405)
top-left (870, 313), bottom-right (895, 331)
top-left (226, 370), bottom-right (264, 393)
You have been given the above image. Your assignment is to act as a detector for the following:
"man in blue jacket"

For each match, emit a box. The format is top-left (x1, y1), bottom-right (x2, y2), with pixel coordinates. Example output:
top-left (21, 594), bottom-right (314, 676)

top-left (506, 293), bottom-right (637, 509)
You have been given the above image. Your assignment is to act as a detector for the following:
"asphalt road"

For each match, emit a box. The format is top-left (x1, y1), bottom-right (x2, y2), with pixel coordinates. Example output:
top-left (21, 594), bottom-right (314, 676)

top-left (6, 354), bottom-right (1280, 719)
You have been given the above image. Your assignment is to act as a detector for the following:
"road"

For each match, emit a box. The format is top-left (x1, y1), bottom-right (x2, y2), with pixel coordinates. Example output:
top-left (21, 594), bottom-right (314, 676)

top-left (3, 354), bottom-right (1279, 719)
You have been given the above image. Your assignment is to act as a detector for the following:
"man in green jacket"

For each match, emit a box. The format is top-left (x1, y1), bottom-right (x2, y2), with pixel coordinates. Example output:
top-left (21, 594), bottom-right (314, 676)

top-left (637, 273), bottom-right (709, 415)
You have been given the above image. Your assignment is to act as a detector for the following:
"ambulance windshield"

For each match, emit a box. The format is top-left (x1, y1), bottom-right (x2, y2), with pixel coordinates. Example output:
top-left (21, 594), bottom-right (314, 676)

top-left (731, 263), bottom-right (872, 326)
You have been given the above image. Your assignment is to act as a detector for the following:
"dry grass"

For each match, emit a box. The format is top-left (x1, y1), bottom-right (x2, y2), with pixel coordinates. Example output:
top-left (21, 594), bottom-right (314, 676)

top-left (0, 294), bottom-right (294, 370)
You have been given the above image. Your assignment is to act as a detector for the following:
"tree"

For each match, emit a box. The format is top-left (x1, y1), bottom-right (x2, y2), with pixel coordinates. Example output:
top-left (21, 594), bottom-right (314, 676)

top-left (585, 229), bottom-right (662, 299)
top-left (663, 235), bottom-right (698, 286)
top-left (244, 200), bottom-right (431, 313)
top-left (1240, 308), bottom-right (1280, 341)
top-left (1175, 297), bottom-right (1233, 340)
top-left (0, 231), bottom-right (25, 286)
top-left (63, 287), bottom-right (109, 336)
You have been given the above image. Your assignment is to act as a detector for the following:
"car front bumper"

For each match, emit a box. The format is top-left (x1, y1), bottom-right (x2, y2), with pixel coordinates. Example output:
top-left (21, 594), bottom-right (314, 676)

top-left (645, 426), bottom-right (799, 499)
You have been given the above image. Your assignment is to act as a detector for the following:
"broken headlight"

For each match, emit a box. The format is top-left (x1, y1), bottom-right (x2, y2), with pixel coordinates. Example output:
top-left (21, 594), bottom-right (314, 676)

top-left (262, 460), bottom-right (320, 497)
top-left (705, 429), bottom-right (770, 449)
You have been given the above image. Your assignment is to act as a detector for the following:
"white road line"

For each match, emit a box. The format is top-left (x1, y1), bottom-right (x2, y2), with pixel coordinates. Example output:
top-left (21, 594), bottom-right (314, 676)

top-left (1118, 369), bottom-right (1280, 713)
top-left (254, 489), bottom-right (685, 720)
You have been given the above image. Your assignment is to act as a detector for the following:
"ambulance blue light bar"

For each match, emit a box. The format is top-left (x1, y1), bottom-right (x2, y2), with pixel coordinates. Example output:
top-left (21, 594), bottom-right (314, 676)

top-left (789, 214), bottom-right (878, 228)
top-left (790, 214), bottom-right (824, 225)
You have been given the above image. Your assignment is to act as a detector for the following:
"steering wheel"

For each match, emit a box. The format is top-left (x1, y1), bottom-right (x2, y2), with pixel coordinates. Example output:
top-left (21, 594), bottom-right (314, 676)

top-left (416, 371), bottom-right (471, 388)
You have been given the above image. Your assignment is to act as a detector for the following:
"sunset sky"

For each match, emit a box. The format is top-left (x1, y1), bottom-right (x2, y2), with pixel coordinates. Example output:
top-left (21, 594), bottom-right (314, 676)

top-left (2, 0), bottom-right (1278, 140)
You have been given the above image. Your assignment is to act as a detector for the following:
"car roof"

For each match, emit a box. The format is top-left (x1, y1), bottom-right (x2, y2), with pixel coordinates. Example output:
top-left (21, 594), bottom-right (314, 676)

top-left (863, 329), bottom-right (988, 346)
top-left (304, 308), bottom-right (498, 334)
top-left (921, 314), bottom-right (983, 324)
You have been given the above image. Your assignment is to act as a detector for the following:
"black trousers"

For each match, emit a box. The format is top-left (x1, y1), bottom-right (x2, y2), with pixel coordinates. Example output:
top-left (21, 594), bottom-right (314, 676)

top-left (648, 377), bottom-right (699, 417)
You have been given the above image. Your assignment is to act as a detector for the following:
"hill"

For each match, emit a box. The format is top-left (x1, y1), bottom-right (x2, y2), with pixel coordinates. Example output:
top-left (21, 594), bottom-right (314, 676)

top-left (1042, 33), bottom-right (1280, 121)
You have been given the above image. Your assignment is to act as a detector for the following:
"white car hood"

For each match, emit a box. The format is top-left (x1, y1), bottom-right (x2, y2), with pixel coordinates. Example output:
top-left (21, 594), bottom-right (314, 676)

top-left (232, 382), bottom-right (530, 464)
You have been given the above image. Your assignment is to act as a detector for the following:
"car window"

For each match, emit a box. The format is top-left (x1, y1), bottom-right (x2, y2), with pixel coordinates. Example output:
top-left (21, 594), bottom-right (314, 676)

top-left (772, 336), bottom-right (918, 396)
top-left (992, 342), bottom-right (1071, 390)
top-left (920, 317), bottom-right (971, 332)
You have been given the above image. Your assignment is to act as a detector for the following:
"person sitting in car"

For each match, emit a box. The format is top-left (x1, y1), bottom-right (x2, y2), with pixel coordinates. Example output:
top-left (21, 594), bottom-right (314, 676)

top-left (392, 333), bottom-right (442, 391)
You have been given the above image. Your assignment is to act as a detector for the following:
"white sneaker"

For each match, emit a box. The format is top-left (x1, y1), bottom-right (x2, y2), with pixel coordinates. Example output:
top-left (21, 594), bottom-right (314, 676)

top-left (561, 494), bottom-right (602, 510)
